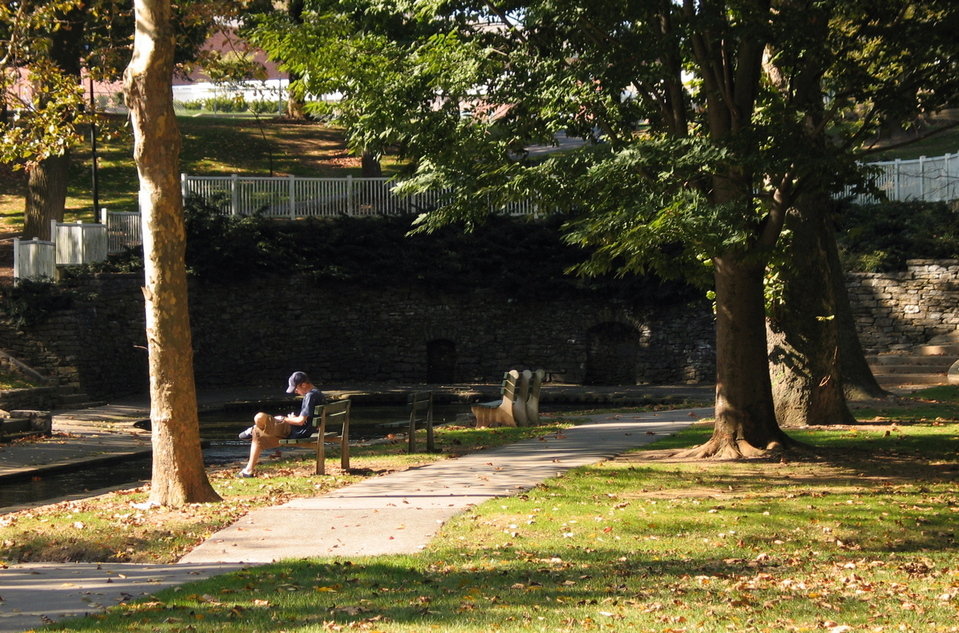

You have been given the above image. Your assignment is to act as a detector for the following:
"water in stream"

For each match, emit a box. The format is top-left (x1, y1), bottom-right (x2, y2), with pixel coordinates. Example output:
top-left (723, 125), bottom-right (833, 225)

top-left (0, 402), bottom-right (468, 511)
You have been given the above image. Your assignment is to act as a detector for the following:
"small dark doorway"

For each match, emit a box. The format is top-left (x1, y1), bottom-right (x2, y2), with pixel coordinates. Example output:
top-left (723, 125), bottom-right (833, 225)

top-left (583, 322), bottom-right (639, 385)
top-left (427, 339), bottom-right (457, 383)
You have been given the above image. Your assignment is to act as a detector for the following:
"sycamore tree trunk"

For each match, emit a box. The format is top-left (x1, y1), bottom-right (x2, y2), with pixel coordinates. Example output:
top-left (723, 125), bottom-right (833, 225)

top-left (125, 0), bottom-right (220, 505)
top-left (768, 198), bottom-right (856, 426)
top-left (23, 153), bottom-right (69, 240)
top-left (684, 255), bottom-right (796, 458)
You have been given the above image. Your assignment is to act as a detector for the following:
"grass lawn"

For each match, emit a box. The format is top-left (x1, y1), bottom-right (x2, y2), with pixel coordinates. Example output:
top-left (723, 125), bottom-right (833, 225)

top-left (0, 113), bottom-right (389, 231)
top-left (8, 388), bottom-right (959, 632)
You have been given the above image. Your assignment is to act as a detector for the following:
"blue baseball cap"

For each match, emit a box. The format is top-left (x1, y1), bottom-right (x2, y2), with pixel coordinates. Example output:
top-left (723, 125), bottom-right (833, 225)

top-left (286, 371), bottom-right (309, 393)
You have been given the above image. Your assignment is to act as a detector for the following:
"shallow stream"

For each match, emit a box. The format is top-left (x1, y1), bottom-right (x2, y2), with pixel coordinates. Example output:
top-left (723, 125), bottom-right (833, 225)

top-left (0, 402), bottom-right (468, 511)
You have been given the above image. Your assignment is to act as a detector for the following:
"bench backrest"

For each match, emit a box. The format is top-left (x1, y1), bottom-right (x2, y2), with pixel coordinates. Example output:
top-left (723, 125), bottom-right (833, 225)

top-left (526, 368), bottom-right (545, 425)
top-left (311, 398), bottom-right (352, 474)
top-left (501, 369), bottom-right (520, 401)
top-left (314, 398), bottom-right (351, 428)
top-left (407, 390), bottom-right (435, 453)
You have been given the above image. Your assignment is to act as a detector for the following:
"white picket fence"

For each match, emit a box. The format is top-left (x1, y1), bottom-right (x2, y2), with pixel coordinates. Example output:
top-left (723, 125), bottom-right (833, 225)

top-left (183, 154), bottom-right (959, 218)
top-left (842, 153), bottom-right (959, 203)
top-left (12, 152), bottom-right (959, 283)
top-left (180, 174), bottom-right (541, 217)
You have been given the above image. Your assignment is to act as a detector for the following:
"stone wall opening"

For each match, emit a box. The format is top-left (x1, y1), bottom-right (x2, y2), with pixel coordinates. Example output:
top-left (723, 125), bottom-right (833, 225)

top-left (426, 338), bottom-right (457, 383)
top-left (584, 322), bottom-right (639, 385)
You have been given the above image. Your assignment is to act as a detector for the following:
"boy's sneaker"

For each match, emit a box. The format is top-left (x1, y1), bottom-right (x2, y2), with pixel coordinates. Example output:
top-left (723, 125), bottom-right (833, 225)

top-left (236, 469), bottom-right (254, 478)
top-left (238, 426), bottom-right (254, 440)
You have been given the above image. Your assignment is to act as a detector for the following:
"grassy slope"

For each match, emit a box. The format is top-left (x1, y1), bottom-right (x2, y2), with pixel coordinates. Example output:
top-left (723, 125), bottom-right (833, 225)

top-left (0, 114), bottom-right (374, 230)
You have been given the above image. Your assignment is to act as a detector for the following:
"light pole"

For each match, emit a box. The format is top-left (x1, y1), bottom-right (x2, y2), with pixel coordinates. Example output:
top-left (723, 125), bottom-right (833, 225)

top-left (89, 76), bottom-right (100, 214)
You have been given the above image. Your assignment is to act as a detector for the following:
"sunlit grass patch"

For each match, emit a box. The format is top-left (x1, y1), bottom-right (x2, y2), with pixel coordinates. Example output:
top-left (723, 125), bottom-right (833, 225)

top-left (59, 416), bottom-right (959, 633)
top-left (0, 422), bottom-right (571, 564)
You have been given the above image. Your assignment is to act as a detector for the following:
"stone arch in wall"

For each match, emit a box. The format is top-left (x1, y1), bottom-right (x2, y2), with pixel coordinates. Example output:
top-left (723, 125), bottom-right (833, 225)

top-left (583, 322), bottom-right (640, 385)
top-left (426, 338), bottom-right (457, 383)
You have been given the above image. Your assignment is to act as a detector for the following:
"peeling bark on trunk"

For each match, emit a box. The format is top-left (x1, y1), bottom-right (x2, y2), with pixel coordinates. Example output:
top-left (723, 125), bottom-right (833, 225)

top-left (24, 153), bottom-right (69, 240)
top-left (683, 255), bottom-right (796, 458)
top-left (768, 199), bottom-right (856, 427)
top-left (125, 0), bottom-right (220, 506)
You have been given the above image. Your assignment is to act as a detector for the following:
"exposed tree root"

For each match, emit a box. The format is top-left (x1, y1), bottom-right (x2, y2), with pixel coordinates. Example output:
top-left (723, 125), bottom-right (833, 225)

top-left (675, 433), bottom-right (812, 460)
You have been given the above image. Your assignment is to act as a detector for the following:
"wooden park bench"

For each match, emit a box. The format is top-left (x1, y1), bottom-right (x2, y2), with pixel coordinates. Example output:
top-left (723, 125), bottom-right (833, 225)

top-left (407, 390), bottom-right (435, 453)
top-left (279, 398), bottom-right (352, 475)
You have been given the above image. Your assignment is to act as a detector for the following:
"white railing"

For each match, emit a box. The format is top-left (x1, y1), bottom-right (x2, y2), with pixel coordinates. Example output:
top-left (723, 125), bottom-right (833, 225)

top-left (12, 213), bottom-right (135, 283)
top-left (51, 220), bottom-right (107, 265)
top-left (180, 173), bottom-right (542, 218)
top-left (843, 153), bottom-right (959, 204)
top-left (14, 152), bottom-right (959, 284)
top-left (184, 154), bottom-right (959, 219)
top-left (13, 238), bottom-right (56, 283)
top-left (101, 209), bottom-right (142, 254)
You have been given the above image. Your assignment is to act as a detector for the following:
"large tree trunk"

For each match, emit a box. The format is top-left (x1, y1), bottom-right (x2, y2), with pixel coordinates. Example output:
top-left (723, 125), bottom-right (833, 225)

top-left (768, 197), bottom-right (856, 426)
top-left (23, 153), bottom-right (69, 240)
top-left (126, 0), bottom-right (220, 506)
top-left (825, 212), bottom-right (889, 400)
top-left (285, 69), bottom-right (308, 120)
top-left (22, 3), bottom-right (86, 239)
top-left (361, 150), bottom-right (382, 178)
top-left (684, 255), bottom-right (795, 458)
top-left (284, 0), bottom-right (308, 120)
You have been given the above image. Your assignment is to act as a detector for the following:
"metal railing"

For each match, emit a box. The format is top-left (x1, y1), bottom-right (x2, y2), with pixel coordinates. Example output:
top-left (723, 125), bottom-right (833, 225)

top-left (14, 153), bottom-right (959, 284)
top-left (183, 154), bottom-right (959, 219)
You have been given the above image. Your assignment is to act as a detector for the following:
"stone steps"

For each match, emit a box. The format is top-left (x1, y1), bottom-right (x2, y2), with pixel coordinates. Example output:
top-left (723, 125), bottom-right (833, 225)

top-left (867, 337), bottom-right (959, 388)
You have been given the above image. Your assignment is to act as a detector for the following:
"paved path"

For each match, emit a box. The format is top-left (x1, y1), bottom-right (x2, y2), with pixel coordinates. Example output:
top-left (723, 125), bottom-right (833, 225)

top-left (0, 406), bottom-right (709, 632)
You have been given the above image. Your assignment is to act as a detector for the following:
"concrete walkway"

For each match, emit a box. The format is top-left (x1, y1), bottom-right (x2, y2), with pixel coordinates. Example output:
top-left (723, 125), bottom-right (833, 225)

top-left (182, 407), bottom-right (708, 562)
top-left (0, 400), bottom-right (709, 633)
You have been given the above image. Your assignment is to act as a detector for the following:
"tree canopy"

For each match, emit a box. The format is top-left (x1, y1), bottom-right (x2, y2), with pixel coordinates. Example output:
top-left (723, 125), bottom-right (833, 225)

top-left (252, 0), bottom-right (959, 455)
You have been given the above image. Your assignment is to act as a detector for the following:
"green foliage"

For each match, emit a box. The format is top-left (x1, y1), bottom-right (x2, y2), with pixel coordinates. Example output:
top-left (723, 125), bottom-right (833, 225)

top-left (836, 200), bottom-right (959, 271)
top-left (88, 196), bottom-right (694, 303)
top-left (181, 196), bottom-right (287, 280)
top-left (0, 279), bottom-right (75, 328)
top-left (251, 0), bottom-right (959, 285)
top-left (202, 95), bottom-right (249, 113)
top-left (177, 100), bottom-right (205, 111)
top-left (248, 99), bottom-right (284, 115)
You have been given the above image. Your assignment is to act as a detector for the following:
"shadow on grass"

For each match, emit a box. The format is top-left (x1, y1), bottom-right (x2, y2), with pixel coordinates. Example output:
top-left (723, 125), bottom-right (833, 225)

top-left (56, 544), bottom-right (947, 632)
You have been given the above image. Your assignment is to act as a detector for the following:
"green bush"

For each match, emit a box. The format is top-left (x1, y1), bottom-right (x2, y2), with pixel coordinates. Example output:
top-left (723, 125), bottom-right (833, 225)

top-left (86, 198), bottom-right (693, 304)
top-left (0, 279), bottom-right (75, 328)
top-left (836, 200), bottom-right (959, 271)
top-left (249, 99), bottom-right (283, 115)
top-left (202, 95), bottom-right (249, 113)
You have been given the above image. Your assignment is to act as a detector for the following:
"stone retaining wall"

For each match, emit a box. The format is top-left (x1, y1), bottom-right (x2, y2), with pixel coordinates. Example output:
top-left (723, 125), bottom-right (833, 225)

top-left (2, 274), bottom-right (717, 401)
top-left (846, 259), bottom-right (959, 351)
top-left (11, 255), bottom-right (953, 405)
